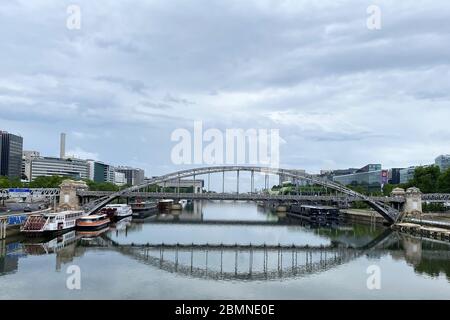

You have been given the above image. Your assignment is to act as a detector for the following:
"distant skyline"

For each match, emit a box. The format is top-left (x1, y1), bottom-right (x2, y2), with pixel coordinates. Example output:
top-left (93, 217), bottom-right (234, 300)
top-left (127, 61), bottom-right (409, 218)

top-left (1, 1), bottom-right (450, 177)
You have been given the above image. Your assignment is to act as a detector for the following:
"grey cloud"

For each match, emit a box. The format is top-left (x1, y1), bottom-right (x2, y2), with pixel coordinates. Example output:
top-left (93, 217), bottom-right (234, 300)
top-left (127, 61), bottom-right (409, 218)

top-left (1, 0), bottom-right (450, 175)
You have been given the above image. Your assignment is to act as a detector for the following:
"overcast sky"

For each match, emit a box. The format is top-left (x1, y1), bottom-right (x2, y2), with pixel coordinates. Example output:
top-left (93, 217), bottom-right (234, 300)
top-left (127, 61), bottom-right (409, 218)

top-left (1, 0), bottom-right (450, 179)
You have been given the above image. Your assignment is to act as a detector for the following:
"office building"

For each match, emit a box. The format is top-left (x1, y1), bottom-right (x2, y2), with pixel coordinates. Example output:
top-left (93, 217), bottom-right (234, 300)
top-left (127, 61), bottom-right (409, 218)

top-left (30, 157), bottom-right (89, 180)
top-left (114, 171), bottom-right (127, 186)
top-left (435, 155), bottom-right (450, 173)
top-left (319, 168), bottom-right (359, 181)
top-left (389, 168), bottom-right (403, 185)
top-left (116, 166), bottom-right (145, 186)
top-left (333, 164), bottom-right (384, 192)
top-left (399, 167), bottom-right (416, 184)
top-left (156, 179), bottom-right (204, 193)
top-left (0, 131), bottom-right (23, 179)
top-left (22, 151), bottom-right (40, 181)
top-left (87, 160), bottom-right (116, 183)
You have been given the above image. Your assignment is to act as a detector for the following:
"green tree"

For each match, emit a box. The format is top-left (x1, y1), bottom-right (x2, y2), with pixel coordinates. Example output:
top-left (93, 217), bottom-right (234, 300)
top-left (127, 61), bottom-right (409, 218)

top-left (437, 168), bottom-right (450, 193)
top-left (410, 166), bottom-right (441, 193)
top-left (84, 180), bottom-right (120, 191)
top-left (0, 176), bottom-right (10, 188)
top-left (29, 176), bottom-right (67, 188)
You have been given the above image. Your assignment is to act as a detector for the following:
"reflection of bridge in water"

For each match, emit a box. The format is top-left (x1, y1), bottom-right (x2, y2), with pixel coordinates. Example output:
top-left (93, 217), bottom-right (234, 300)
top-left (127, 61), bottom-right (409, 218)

top-left (2, 227), bottom-right (450, 281)
top-left (74, 228), bottom-right (395, 281)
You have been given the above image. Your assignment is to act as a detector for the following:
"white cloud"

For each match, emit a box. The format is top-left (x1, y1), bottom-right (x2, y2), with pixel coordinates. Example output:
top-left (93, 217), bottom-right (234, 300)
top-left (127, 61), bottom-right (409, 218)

top-left (66, 147), bottom-right (99, 161)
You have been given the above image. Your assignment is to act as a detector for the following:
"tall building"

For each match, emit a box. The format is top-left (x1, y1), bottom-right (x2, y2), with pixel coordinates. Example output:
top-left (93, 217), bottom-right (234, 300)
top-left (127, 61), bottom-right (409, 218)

top-left (87, 160), bottom-right (115, 183)
top-left (0, 131), bottom-right (23, 179)
top-left (116, 166), bottom-right (145, 186)
top-left (435, 155), bottom-right (450, 173)
top-left (30, 157), bottom-right (89, 180)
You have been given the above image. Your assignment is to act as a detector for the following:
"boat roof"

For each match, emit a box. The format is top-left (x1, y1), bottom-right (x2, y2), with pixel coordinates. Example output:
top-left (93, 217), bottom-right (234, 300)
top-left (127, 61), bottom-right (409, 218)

top-left (80, 214), bottom-right (107, 219)
top-left (105, 204), bottom-right (129, 207)
top-left (300, 205), bottom-right (338, 210)
top-left (43, 210), bottom-right (84, 216)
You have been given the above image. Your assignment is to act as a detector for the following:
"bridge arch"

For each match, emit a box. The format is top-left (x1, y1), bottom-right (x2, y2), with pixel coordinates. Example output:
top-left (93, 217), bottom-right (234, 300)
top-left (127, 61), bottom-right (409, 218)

top-left (86, 166), bottom-right (399, 223)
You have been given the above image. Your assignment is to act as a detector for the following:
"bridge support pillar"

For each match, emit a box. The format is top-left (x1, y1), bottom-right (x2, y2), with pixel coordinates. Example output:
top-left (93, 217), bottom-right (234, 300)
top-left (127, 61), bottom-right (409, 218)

top-left (276, 205), bottom-right (287, 217)
top-left (59, 180), bottom-right (88, 211)
top-left (0, 218), bottom-right (6, 240)
top-left (404, 187), bottom-right (422, 217)
top-left (391, 187), bottom-right (406, 212)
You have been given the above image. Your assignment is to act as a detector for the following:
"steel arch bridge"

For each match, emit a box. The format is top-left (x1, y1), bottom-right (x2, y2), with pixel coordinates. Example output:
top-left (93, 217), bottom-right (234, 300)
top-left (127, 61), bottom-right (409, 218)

top-left (85, 166), bottom-right (400, 223)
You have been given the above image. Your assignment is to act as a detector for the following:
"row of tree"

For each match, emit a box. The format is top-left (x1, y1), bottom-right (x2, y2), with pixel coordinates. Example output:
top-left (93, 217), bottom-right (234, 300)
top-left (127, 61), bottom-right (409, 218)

top-left (0, 175), bottom-right (130, 191)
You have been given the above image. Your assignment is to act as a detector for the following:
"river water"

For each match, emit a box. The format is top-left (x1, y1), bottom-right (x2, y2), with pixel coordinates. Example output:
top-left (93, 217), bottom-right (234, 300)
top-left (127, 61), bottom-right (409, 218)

top-left (0, 201), bottom-right (449, 299)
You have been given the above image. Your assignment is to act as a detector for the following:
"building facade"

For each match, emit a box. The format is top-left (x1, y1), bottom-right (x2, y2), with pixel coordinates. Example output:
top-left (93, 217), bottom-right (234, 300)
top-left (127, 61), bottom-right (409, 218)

top-left (156, 179), bottom-right (204, 193)
top-left (333, 164), bottom-right (384, 192)
top-left (0, 131), bottom-right (23, 179)
top-left (22, 151), bottom-right (40, 181)
top-left (115, 166), bottom-right (145, 186)
top-left (87, 160), bottom-right (116, 183)
top-left (399, 167), bottom-right (416, 184)
top-left (278, 169), bottom-right (307, 186)
top-left (435, 155), bottom-right (450, 173)
top-left (30, 157), bottom-right (89, 180)
top-left (114, 171), bottom-right (127, 186)
top-left (389, 168), bottom-right (403, 185)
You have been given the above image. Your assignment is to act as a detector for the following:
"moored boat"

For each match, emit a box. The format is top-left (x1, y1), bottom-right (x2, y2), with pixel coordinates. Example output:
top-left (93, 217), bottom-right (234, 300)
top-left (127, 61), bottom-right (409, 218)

top-left (158, 199), bottom-right (174, 210)
top-left (130, 201), bottom-right (157, 212)
top-left (21, 210), bottom-right (86, 236)
top-left (76, 214), bottom-right (110, 231)
top-left (99, 204), bottom-right (132, 221)
top-left (289, 205), bottom-right (340, 220)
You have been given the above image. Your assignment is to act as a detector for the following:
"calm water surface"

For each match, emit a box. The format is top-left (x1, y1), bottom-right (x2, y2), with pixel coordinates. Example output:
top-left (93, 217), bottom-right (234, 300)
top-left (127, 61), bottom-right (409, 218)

top-left (1, 201), bottom-right (449, 299)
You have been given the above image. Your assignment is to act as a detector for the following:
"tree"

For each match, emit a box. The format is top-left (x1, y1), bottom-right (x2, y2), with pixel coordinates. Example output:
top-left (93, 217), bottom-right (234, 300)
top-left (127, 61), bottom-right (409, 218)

top-left (437, 168), bottom-right (450, 193)
top-left (29, 176), bottom-right (67, 188)
top-left (410, 166), bottom-right (441, 193)
top-left (83, 179), bottom-right (120, 192)
top-left (0, 176), bottom-right (10, 188)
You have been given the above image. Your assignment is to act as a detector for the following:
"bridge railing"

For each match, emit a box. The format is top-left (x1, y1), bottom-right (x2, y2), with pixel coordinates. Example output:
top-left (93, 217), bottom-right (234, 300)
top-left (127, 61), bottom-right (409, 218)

top-left (77, 190), bottom-right (403, 203)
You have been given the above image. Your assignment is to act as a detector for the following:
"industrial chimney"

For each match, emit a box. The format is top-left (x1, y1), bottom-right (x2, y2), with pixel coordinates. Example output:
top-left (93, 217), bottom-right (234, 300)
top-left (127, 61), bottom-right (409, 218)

top-left (60, 132), bottom-right (66, 159)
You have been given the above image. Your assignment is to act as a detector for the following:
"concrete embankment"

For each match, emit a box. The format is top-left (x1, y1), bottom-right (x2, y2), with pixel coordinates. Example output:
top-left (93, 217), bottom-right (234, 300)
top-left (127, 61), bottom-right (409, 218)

top-left (341, 209), bottom-right (450, 243)
top-left (340, 209), bottom-right (387, 225)
top-left (392, 222), bottom-right (450, 242)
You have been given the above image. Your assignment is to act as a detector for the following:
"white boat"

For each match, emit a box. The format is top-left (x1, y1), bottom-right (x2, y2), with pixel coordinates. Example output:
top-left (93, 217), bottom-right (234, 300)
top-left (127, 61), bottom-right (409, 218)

top-left (99, 204), bottom-right (133, 221)
top-left (130, 201), bottom-right (158, 212)
top-left (21, 210), bottom-right (86, 236)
